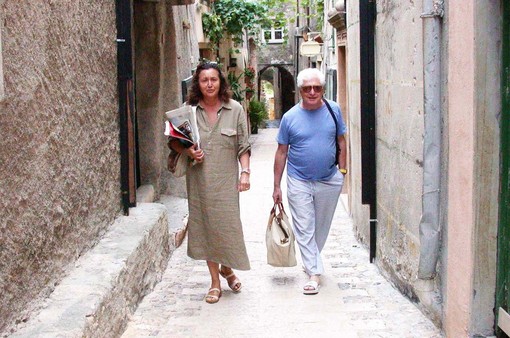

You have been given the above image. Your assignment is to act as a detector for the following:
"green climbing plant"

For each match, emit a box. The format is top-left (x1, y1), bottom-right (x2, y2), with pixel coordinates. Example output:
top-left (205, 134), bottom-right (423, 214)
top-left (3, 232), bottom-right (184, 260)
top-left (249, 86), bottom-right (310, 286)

top-left (202, 0), bottom-right (289, 48)
top-left (300, 0), bottom-right (324, 31)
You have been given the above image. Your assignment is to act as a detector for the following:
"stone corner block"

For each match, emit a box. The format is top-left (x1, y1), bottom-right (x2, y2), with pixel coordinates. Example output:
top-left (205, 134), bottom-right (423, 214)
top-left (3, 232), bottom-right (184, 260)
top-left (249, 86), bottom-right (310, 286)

top-left (136, 184), bottom-right (155, 203)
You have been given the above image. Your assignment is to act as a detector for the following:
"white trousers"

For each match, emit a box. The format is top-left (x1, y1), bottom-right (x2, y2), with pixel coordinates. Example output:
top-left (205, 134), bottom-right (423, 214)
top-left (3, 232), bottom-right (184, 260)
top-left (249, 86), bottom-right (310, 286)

top-left (287, 171), bottom-right (343, 276)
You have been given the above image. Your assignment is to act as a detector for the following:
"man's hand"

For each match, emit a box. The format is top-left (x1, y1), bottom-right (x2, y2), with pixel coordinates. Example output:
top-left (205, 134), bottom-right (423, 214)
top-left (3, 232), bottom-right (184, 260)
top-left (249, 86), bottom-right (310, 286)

top-left (273, 186), bottom-right (282, 204)
top-left (273, 143), bottom-right (288, 205)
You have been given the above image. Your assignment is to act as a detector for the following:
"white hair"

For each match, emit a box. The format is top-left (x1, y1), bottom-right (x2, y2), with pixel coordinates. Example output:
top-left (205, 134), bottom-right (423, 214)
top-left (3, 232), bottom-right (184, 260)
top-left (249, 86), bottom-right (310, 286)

top-left (296, 68), bottom-right (326, 88)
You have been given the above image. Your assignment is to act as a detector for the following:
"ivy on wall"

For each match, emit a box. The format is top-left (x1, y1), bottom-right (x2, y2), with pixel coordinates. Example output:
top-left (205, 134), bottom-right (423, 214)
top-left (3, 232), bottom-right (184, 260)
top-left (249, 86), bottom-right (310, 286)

top-left (202, 0), bottom-right (325, 49)
top-left (202, 0), bottom-right (288, 48)
top-left (300, 0), bottom-right (324, 32)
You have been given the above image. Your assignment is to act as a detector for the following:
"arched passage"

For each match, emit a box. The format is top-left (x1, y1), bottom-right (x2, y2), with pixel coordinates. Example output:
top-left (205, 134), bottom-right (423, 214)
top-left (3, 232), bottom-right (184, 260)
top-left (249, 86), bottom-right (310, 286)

top-left (258, 65), bottom-right (295, 120)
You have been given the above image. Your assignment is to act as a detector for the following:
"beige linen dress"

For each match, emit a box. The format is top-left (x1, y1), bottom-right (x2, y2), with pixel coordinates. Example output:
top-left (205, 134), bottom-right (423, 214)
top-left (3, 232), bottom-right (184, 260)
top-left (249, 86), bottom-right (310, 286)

top-left (186, 99), bottom-right (251, 270)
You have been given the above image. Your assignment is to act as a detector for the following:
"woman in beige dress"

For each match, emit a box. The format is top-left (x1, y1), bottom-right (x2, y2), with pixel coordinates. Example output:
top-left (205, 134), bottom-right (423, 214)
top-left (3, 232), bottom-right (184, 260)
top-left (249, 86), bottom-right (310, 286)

top-left (168, 62), bottom-right (251, 304)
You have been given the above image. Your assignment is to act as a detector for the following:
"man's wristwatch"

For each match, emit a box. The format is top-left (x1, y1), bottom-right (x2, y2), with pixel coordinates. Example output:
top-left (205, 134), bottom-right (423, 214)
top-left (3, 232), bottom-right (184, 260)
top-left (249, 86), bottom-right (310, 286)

top-left (241, 168), bottom-right (251, 175)
top-left (339, 168), bottom-right (348, 175)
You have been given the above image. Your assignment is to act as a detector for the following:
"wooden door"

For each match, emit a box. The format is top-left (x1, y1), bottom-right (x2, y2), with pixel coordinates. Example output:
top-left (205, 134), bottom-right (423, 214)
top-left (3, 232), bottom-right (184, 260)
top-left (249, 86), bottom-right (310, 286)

top-left (116, 0), bottom-right (138, 214)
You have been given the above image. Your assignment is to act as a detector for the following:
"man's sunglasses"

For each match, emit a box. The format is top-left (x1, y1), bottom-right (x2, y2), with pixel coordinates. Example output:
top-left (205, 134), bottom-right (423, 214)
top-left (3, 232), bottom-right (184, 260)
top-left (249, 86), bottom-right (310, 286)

top-left (301, 85), bottom-right (323, 93)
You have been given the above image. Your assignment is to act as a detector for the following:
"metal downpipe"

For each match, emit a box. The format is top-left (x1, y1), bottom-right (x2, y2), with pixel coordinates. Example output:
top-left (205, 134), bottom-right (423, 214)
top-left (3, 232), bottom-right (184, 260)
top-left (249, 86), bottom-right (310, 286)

top-left (417, 0), bottom-right (443, 280)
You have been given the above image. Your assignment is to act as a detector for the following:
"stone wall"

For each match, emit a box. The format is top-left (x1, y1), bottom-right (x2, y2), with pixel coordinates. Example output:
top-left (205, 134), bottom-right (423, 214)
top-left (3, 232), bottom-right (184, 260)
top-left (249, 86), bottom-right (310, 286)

top-left (347, 0), bottom-right (502, 334)
top-left (257, 2), bottom-right (296, 89)
top-left (258, 41), bottom-right (293, 66)
top-left (348, 0), bottom-right (441, 318)
top-left (373, 0), bottom-right (425, 295)
top-left (0, 2), bottom-right (120, 333)
top-left (257, 2), bottom-right (294, 67)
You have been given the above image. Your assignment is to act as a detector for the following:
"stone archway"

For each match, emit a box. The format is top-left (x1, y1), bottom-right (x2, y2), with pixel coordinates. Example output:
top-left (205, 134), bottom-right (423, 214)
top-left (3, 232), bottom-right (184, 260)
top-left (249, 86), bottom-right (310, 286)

top-left (258, 64), bottom-right (295, 120)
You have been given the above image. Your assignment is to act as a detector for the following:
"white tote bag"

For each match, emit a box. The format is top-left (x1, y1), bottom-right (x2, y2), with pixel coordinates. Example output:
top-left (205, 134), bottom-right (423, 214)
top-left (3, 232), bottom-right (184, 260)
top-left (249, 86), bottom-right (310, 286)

top-left (266, 203), bottom-right (297, 267)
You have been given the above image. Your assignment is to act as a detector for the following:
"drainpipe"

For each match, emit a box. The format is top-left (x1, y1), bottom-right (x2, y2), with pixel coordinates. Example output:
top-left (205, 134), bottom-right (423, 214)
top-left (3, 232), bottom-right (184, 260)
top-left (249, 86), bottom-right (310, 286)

top-left (415, 0), bottom-right (444, 309)
top-left (295, 0), bottom-right (300, 81)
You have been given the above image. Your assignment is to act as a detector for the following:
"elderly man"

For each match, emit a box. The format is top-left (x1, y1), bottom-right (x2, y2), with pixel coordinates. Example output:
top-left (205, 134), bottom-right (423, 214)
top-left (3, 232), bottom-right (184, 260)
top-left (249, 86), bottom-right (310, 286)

top-left (273, 68), bottom-right (347, 295)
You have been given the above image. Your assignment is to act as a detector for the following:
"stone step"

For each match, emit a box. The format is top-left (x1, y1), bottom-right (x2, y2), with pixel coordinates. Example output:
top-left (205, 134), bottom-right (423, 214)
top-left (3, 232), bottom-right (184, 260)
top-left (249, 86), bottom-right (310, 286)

top-left (11, 203), bottom-right (170, 338)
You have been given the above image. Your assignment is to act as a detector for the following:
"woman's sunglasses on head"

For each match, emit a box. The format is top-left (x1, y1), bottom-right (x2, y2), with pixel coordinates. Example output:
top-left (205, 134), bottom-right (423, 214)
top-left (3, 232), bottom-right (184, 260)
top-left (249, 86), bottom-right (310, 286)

top-left (198, 60), bottom-right (219, 68)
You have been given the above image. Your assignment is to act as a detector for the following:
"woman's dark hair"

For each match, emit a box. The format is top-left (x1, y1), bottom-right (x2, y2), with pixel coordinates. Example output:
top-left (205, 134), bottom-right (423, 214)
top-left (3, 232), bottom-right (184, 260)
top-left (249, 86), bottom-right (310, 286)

top-left (186, 62), bottom-right (231, 105)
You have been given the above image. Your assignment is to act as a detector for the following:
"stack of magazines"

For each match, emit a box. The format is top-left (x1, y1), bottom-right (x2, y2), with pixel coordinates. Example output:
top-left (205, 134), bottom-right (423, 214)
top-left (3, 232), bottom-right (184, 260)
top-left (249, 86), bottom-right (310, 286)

top-left (164, 105), bottom-right (200, 148)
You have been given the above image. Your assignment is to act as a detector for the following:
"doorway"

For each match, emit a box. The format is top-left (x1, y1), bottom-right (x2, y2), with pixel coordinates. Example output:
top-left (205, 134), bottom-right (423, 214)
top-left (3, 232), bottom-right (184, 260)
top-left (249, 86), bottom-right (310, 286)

top-left (258, 65), bottom-right (295, 122)
top-left (116, 0), bottom-right (139, 214)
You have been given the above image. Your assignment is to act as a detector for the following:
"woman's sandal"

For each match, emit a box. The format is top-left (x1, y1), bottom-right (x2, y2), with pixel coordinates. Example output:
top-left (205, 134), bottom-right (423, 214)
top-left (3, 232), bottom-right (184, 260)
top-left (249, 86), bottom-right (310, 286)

top-left (219, 267), bottom-right (242, 293)
top-left (204, 288), bottom-right (222, 304)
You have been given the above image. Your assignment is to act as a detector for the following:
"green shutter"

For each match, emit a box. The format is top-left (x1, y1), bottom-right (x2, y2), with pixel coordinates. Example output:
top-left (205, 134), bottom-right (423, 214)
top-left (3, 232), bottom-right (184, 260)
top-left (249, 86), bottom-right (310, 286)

top-left (496, 1), bottom-right (510, 337)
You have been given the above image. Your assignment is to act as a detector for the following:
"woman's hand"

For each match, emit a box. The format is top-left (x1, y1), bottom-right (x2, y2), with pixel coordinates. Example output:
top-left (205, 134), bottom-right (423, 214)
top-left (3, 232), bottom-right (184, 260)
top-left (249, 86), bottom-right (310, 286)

top-left (185, 144), bottom-right (204, 163)
top-left (238, 172), bottom-right (250, 192)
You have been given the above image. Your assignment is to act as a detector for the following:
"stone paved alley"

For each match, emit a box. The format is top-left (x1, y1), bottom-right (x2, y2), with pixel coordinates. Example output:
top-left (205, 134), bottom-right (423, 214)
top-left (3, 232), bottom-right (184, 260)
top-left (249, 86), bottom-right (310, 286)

top-left (122, 128), bottom-right (443, 338)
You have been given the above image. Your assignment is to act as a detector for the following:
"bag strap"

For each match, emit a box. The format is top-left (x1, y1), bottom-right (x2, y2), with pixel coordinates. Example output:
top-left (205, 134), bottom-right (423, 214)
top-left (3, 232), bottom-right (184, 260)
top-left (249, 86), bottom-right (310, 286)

top-left (322, 99), bottom-right (340, 166)
top-left (272, 203), bottom-right (290, 243)
top-left (277, 202), bottom-right (286, 214)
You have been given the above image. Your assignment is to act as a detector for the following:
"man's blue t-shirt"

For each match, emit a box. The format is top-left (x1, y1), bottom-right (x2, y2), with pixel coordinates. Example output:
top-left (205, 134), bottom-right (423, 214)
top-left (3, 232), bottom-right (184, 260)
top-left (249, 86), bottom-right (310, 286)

top-left (277, 100), bottom-right (347, 181)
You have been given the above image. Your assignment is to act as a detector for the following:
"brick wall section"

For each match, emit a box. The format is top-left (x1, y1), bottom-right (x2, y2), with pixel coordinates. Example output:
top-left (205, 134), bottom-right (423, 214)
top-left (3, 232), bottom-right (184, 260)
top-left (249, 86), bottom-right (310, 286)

top-left (0, 2), bottom-right (120, 333)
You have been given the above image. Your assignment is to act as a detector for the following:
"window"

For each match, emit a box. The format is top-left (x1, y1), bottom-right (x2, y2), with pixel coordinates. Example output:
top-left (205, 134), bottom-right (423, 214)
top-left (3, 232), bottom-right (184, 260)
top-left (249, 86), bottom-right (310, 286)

top-left (262, 27), bottom-right (284, 44)
top-left (325, 69), bottom-right (337, 101)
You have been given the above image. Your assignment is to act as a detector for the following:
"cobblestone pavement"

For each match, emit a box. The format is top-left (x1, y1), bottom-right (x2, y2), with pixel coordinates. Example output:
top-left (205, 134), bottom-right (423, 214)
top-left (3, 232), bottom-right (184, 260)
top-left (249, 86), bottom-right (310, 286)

top-left (122, 128), bottom-right (443, 338)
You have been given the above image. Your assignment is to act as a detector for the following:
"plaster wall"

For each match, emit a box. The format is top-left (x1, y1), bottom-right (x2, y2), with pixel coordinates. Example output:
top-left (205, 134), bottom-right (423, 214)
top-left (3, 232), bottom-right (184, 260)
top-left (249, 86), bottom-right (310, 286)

top-left (134, 1), bottom-right (199, 198)
top-left (445, 1), bottom-right (501, 336)
top-left (0, 2), bottom-right (120, 333)
top-left (445, 2), bottom-right (475, 336)
top-left (0, 0), bottom-right (4, 100)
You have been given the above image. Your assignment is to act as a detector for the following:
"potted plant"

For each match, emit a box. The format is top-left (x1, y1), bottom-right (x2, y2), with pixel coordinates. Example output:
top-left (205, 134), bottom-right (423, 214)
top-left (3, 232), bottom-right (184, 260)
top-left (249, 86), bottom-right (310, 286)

top-left (248, 100), bottom-right (268, 134)
top-left (245, 87), bottom-right (255, 100)
top-left (228, 71), bottom-right (245, 103)
top-left (244, 66), bottom-right (255, 85)
top-left (244, 66), bottom-right (256, 100)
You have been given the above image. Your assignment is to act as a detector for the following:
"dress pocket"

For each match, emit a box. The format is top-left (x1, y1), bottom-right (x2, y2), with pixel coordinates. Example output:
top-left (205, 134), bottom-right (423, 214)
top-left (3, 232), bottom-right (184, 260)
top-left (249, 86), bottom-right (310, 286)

top-left (220, 128), bottom-right (237, 149)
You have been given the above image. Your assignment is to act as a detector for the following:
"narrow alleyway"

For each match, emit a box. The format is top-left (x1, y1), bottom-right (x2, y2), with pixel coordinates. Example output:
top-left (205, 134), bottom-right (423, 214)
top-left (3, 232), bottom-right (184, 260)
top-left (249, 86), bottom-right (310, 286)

top-left (122, 128), bottom-right (443, 338)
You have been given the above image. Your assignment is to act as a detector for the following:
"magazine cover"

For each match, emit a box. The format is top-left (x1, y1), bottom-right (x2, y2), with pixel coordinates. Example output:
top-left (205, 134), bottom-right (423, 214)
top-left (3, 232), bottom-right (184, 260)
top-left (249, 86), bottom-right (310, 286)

top-left (164, 105), bottom-right (200, 148)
